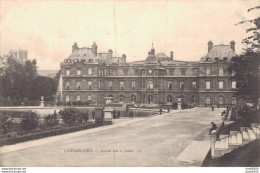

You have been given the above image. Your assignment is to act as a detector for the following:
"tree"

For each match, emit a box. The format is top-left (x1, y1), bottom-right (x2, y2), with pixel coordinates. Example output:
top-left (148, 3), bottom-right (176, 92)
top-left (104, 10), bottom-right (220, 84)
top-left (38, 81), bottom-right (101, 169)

top-left (44, 113), bottom-right (59, 127)
top-left (31, 76), bottom-right (57, 102)
top-left (20, 111), bottom-right (39, 131)
top-left (237, 6), bottom-right (260, 52)
top-left (228, 5), bottom-right (260, 105)
top-left (0, 112), bottom-right (12, 134)
top-left (228, 52), bottom-right (260, 104)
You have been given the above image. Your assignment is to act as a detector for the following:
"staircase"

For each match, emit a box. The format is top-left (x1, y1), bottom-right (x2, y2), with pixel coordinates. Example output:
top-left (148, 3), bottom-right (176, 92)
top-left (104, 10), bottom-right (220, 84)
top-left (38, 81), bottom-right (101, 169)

top-left (211, 123), bottom-right (260, 158)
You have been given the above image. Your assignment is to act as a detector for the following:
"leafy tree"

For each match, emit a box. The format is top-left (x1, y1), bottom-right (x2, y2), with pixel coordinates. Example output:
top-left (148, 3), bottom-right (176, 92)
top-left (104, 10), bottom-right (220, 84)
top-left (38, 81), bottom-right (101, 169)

top-left (228, 51), bottom-right (260, 104)
top-left (228, 6), bottom-right (260, 105)
top-left (59, 108), bottom-right (81, 125)
top-left (20, 111), bottom-right (39, 131)
top-left (31, 76), bottom-right (57, 102)
top-left (0, 112), bottom-right (12, 134)
top-left (237, 6), bottom-right (260, 52)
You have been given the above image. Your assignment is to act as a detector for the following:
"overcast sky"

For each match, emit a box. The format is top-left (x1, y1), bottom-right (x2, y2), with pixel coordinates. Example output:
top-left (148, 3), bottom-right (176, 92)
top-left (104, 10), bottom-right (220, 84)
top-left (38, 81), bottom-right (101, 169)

top-left (0, 0), bottom-right (259, 70)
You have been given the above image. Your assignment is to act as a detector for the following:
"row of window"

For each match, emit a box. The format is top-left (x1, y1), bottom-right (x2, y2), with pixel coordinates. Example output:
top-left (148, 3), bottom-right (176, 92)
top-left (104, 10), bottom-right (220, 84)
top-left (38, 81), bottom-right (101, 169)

top-left (205, 67), bottom-right (225, 75)
top-left (65, 81), bottom-right (236, 90)
top-left (205, 96), bottom-right (237, 105)
top-left (206, 81), bottom-right (236, 90)
top-left (65, 67), bottom-right (226, 76)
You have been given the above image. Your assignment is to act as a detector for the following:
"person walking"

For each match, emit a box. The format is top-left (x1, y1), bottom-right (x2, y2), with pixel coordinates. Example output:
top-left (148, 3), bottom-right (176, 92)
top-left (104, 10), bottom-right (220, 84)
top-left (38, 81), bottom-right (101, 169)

top-left (160, 108), bottom-right (162, 115)
top-left (129, 110), bottom-right (134, 119)
top-left (113, 109), bottom-right (116, 119)
top-left (117, 110), bottom-right (120, 119)
top-left (92, 109), bottom-right (95, 120)
top-left (212, 106), bottom-right (214, 112)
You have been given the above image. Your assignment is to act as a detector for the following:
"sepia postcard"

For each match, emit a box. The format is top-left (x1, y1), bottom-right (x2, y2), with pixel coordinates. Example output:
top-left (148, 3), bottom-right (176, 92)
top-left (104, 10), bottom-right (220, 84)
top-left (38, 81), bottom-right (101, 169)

top-left (0, 0), bottom-right (259, 171)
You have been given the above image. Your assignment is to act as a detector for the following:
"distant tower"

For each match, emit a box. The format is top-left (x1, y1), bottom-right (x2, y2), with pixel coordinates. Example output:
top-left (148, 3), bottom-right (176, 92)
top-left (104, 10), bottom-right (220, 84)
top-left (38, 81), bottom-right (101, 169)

top-left (208, 41), bottom-right (213, 52)
top-left (122, 54), bottom-right (126, 62)
top-left (92, 42), bottom-right (98, 56)
top-left (72, 42), bottom-right (78, 53)
top-left (108, 49), bottom-right (113, 56)
top-left (170, 51), bottom-right (174, 60)
top-left (230, 40), bottom-right (235, 52)
top-left (151, 43), bottom-right (155, 55)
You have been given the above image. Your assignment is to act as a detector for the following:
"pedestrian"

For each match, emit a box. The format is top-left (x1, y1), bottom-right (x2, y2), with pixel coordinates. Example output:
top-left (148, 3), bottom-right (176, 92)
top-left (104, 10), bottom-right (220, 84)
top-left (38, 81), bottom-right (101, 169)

top-left (92, 109), bottom-right (95, 120)
top-left (117, 110), bottom-right (120, 119)
top-left (212, 106), bottom-right (214, 112)
top-left (129, 110), bottom-right (134, 119)
top-left (160, 108), bottom-right (162, 115)
top-left (113, 109), bottom-right (116, 119)
top-left (209, 122), bottom-right (217, 135)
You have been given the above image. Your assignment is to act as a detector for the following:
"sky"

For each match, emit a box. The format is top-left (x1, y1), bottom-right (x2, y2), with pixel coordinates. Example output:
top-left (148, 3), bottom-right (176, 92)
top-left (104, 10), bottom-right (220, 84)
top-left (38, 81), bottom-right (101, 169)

top-left (0, 0), bottom-right (259, 70)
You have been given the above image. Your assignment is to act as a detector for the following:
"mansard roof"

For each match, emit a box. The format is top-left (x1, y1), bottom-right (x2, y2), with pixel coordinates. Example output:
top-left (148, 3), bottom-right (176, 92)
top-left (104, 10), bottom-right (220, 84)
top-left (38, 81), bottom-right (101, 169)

top-left (200, 44), bottom-right (236, 62)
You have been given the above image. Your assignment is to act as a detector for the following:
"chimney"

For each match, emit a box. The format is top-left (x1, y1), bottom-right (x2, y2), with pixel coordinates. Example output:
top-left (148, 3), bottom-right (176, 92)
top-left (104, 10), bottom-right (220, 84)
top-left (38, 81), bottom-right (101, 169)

top-left (208, 41), bottom-right (213, 52)
top-left (92, 42), bottom-right (97, 56)
top-left (170, 51), bottom-right (174, 60)
top-left (122, 54), bottom-right (126, 62)
top-left (108, 49), bottom-right (113, 56)
top-left (72, 42), bottom-right (78, 53)
top-left (230, 40), bottom-right (235, 52)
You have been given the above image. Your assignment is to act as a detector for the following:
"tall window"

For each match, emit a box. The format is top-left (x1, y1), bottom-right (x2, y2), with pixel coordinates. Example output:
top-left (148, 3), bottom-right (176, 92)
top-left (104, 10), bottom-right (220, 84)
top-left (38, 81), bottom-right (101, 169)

top-left (77, 82), bottom-right (81, 90)
top-left (66, 69), bottom-right (70, 75)
top-left (205, 96), bottom-right (211, 104)
top-left (232, 97), bottom-right (237, 105)
top-left (191, 96), bottom-right (196, 103)
top-left (77, 69), bottom-right (81, 76)
top-left (218, 96), bottom-right (224, 105)
top-left (219, 67), bottom-right (223, 75)
top-left (88, 68), bottom-right (92, 75)
top-left (132, 81), bottom-right (136, 89)
top-left (180, 82), bottom-right (184, 90)
top-left (206, 67), bottom-right (210, 75)
top-left (181, 69), bottom-right (186, 76)
top-left (66, 81), bottom-right (70, 89)
top-left (88, 81), bottom-right (92, 89)
top-left (66, 95), bottom-right (70, 102)
top-left (87, 95), bottom-right (92, 101)
top-left (167, 95), bottom-right (172, 103)
top-left (146, 81), bottom-right (153, 89)
top-left (76, 95), bottom-right (81, 101)
top-left (168, 82), bottom-right (172, 90)
top-left (206, 81), bottom-right (211, 89)
top-left (147, 95), bottom-right (153, 104)
top-left (109, 81), bottom-right (113, 89)
top-left (131, 95), bottom-right (136, 103)
top-left (98, 81), bottom-right (101, 89)
top-left (119, 95), bottom-right (125, 102)
top-left (192, 82), bottom-right (196, 90)
top-left (120, 82), bottom-right (124, 89)
top-left (193, 69), bottom-right (198, 75)
top-left (219, 81), bottom-right (223, 89)
top-left (232, 81), bottom-right (236, 89)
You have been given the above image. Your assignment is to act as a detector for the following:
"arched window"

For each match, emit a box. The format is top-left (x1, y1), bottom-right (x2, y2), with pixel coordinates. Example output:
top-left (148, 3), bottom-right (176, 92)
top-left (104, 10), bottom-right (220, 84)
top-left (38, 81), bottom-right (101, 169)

top-left (167, 95), bottom-right (172, 103)
top-left (131, 95), bottom-right (136, 103)
top-left (205, 96), bottom-right (211, 104)
top-left (119, 95), bottom-right (125, 102)
top-left (191, 96), bottom-right (196, 103)
top-left (76, 95), bottom-right (81, 101)
top-left (219, 96), bottom-right (224, 105)
top-left (65, 95), bottom-right (70, 102)
top-left (148, 95), bottom-right (153, 104)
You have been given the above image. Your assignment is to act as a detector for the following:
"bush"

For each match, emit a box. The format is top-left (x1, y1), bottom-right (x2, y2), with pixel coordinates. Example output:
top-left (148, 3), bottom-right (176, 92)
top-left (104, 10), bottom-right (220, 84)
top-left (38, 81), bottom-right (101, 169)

top-left (20, 111), bottom-right (39, 131)
top-left (44, 113), bottom-right (59, 127)
top-left (0, 112), bottom-right (12, 134)
top-left (172, 103), bottom-right (178, 109)
top-left (59, 108), bottom-right (89, 125)
top-left (181, 102), bottom-right (189, 109)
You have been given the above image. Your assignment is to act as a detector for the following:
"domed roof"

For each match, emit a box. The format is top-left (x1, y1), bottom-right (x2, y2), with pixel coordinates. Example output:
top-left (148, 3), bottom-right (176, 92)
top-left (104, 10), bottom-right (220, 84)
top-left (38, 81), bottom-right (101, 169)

top-left (146, 54), bottom-right (158, 63)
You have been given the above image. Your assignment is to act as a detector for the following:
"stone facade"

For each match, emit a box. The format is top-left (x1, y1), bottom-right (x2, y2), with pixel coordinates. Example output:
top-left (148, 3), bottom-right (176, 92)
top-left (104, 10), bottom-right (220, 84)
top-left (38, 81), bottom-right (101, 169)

top-left (59, 41), bottom-right (237, 107)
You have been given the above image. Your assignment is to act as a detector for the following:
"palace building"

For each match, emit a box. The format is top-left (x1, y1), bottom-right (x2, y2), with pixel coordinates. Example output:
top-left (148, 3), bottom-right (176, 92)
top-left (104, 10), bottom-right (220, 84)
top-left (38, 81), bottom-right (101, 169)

top-left (59, 41), bottom-right (237, 107)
